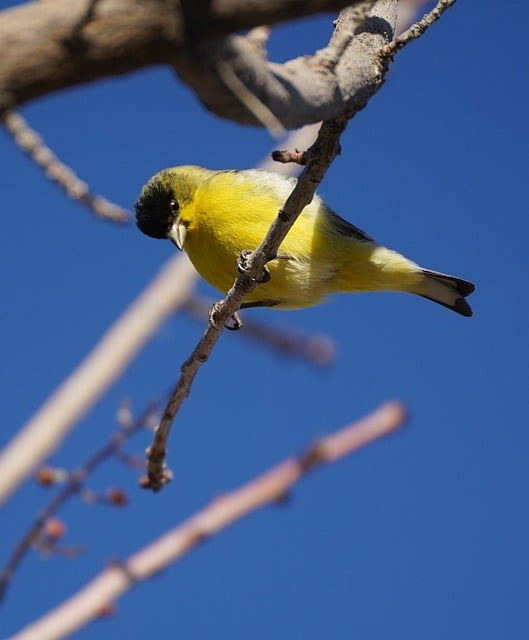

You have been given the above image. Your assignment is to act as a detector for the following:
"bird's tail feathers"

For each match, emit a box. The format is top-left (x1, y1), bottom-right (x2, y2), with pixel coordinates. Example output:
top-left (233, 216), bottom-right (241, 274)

top-left (419, 269), bottom-right (475, 317)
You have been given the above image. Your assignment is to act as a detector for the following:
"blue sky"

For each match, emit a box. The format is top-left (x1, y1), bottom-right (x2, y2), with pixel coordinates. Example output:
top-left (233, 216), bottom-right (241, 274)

top-left (1, 1), bottom-right (528, 638)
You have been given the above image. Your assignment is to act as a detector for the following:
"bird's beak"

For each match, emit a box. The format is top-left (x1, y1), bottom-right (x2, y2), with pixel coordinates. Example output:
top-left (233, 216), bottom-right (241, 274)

top-left (167, 219), bottom-right (186, 251)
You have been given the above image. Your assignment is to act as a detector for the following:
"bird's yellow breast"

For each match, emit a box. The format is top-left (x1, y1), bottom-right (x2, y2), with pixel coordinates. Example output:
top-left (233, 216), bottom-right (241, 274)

top-left (179, 171), bottom-right (340, 308)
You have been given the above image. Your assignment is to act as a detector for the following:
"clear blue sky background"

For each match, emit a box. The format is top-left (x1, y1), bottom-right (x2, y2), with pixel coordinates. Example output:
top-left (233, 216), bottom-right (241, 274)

top-left (2, 1), bottom-right (528, 638)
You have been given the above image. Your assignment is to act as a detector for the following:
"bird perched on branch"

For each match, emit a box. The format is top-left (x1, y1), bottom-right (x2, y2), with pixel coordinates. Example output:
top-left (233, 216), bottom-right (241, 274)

top-left (135, 166), bottom-right (474, 317)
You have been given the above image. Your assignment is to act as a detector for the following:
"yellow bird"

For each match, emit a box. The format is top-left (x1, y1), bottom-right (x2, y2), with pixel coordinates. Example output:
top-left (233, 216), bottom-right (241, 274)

top-left (135, 166), bottom-right (474, 316)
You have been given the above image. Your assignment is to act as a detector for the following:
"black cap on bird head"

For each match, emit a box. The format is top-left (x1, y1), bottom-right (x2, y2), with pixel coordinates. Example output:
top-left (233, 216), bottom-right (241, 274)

top-left (135, 175), bottom-right (178, 240)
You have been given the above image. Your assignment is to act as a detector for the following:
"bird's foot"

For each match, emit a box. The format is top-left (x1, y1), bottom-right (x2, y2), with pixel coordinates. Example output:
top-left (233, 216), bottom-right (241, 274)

top-left (237, 250), bottom-right (271, 284)
top-left (208, 302), bottom-right (243, 331)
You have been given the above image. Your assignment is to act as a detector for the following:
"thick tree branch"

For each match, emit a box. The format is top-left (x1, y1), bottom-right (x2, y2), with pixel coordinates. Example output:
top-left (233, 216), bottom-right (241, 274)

top-left (0, 0), bottom-right (454, 130)
top-left (166, 0), bottom-right (396, 127)
top-left (0, 0), bottom-right (365, 109)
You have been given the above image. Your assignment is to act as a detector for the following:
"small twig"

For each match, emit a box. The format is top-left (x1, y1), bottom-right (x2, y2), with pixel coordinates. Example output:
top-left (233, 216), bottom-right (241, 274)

top-left (1, 108), bottom-right (129, 223)
top-left (0, 405), bottom-right (157, 604)
top-left (182, 295), bottom-right (336, 367)
top-left (379, 0), bottom-right (456, 58)
top-left (0, 254), bottom-right (198, 506)
top-left (259, 123), bottom-right (321, 176)
top-left (144, 114), bottom-right (348, 492)
top-left (271, 148), bottom-right (309, 165)
top-left (11, 402), bottom-right (407, 640)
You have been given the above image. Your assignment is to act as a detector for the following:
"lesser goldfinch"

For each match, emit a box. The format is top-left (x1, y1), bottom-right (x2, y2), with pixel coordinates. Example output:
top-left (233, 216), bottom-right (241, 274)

top-left (135, 166), bottom-right (474, 316)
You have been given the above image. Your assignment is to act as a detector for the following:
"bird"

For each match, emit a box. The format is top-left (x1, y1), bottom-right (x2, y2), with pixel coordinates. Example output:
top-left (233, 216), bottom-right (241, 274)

top-left (135, 166), bottom-right (475, 317)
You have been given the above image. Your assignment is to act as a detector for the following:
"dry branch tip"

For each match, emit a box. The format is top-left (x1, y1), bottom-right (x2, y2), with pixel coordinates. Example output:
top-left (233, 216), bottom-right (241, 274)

top-left (272, 148), bottom-right (309, 165)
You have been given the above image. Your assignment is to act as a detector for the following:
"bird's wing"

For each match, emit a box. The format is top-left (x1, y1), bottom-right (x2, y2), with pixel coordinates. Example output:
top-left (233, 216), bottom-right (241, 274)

top-left (327, 209), bottom-right (375, 243)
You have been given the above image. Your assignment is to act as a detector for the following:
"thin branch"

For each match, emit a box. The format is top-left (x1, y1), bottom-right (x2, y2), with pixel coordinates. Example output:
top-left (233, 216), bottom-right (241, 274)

top-left (379, 0), bottom-right (456, 58)
top-left (11, 402), bottom-right (407, 640)
top-left (0, 405), bottom-right (157, 604)
top-left (1, 109), bottom-right (129, 224)
top-left (144, 113), bottom-right (348, 492)
top-left (0, 255), bottom-right (198, 506)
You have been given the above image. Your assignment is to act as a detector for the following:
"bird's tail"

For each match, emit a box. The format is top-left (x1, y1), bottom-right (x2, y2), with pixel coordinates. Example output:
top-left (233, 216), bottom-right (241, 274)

top-left (419, 268), bottom-right (475, 317)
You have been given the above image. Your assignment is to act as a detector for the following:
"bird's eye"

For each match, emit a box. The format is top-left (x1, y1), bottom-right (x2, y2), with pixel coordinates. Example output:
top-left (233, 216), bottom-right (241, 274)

top-left (169, 200), bottom-right (179, 215)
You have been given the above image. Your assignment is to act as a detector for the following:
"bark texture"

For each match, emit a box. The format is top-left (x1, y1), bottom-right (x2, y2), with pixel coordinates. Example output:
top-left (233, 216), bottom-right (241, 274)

top-left (0, 0), bottom-right (396, 128)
